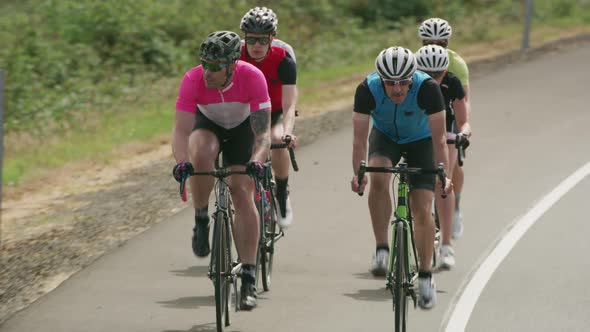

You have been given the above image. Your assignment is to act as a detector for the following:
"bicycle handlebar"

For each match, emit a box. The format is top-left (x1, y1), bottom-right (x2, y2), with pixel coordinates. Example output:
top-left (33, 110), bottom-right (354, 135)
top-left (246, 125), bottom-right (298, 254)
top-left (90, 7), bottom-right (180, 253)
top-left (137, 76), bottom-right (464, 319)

top-left (356, 161), bottom-right (448, 198)
top-left (447, 133), bottom-right (469, 167)
top-left (270, 135), bottom-right (299, 172)
top-left (357, 161), bottom-right (367, 197)
top-left (178, 168), bottom-right (251, 202)
top-left (178, 134), bottom-right (300, 202)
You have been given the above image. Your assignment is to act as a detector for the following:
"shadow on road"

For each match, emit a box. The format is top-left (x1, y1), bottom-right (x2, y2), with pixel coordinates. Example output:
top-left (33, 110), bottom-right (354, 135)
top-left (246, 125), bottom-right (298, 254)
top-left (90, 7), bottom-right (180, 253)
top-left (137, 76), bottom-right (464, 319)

top-left (157, 295), bottom-right (215, 309)
top-left (352, 272), bottom-right (382, 280)
top-left (162, 322), bottom-right (243, 332)
top-left (343, 288), bottom-right (390, 302)
top-left (170, 265), bottom-right (210, 278)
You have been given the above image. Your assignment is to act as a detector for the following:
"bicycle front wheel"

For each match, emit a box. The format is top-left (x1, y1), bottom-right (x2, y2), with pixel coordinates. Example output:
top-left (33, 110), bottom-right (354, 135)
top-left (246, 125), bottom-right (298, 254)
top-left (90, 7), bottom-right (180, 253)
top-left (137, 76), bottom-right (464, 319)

top-left (393, 222), bottom-right (408, 332)
top-left (213, 212), bottom-right (231, 332)
top-left (262, 188), bottom-right (281, 291)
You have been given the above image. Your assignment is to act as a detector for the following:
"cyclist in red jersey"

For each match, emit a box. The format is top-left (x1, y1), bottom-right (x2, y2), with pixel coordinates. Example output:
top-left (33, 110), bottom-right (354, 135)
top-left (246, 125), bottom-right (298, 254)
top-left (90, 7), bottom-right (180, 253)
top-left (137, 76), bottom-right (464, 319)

top-left (171, 31), bottom-right (271, 310)
top-left (239, 7), bottom-right (298, 229)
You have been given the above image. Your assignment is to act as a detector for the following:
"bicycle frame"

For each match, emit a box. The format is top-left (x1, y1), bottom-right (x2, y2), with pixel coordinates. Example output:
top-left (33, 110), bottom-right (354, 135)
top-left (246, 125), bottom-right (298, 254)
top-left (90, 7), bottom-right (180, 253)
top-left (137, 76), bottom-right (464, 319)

top-left (389, 165), bottom-right (420, 291)
top-left (256, 138), bottom-right (299, 291)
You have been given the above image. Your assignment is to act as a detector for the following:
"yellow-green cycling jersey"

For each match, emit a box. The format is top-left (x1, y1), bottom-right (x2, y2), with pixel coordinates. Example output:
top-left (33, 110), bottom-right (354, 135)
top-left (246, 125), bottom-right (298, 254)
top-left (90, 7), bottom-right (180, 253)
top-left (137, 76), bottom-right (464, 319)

top-left (448, 49), bottom-right (469, 86)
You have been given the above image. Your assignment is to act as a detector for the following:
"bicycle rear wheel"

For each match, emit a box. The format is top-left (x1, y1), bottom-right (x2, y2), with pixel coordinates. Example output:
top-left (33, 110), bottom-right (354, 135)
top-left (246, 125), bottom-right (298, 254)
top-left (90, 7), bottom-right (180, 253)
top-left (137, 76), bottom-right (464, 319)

top-left (213, 212), bottom-right (231, 332)
top-left (393, 222), bottom-right (408, 332)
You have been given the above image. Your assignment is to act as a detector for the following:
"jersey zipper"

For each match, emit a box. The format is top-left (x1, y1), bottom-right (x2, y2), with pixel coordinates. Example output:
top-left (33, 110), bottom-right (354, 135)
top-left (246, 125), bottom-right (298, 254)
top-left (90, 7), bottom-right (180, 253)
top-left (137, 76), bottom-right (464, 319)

top-left (393, 104), bottom-right (399, 141)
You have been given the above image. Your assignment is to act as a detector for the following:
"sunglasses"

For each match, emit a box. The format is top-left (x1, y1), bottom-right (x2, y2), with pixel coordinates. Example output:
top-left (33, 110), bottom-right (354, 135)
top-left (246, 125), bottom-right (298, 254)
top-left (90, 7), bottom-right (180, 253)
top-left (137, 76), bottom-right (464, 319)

top-left (424, 71), bottom-right (445, 79)
top-left (245, 36), bottom-right (271, 45)
top-left (201, 62), bottom-right (229, 72)
top-left (422, 40), bottom-right (448, 48)
top-left (382, 78), bottom-right (413, 86)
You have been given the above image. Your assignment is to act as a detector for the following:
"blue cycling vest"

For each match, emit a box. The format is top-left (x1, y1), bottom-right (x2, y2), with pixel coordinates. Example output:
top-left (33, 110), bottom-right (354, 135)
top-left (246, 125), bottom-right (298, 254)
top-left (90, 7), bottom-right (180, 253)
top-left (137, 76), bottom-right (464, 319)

top-left (368, 70), bottom-right (431, 144)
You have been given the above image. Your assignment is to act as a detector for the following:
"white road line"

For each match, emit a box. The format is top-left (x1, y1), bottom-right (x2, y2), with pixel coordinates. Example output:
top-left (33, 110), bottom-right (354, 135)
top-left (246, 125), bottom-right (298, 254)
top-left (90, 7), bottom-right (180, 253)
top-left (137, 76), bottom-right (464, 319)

top-left (443, 161), bottom-right (590, 332)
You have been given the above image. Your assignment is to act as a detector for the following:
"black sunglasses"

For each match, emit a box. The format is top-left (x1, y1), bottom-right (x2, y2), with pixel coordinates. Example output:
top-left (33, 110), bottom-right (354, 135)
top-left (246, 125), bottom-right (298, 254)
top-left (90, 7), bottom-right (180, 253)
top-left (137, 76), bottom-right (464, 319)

top-left (424, 71), bottom-right (445, 79)
top-left (382, 78), bottom-right (413, 86)
top-left (201, 62), bottom-right (229, 72)
top-left (245, 36), bottom-right (271, 45)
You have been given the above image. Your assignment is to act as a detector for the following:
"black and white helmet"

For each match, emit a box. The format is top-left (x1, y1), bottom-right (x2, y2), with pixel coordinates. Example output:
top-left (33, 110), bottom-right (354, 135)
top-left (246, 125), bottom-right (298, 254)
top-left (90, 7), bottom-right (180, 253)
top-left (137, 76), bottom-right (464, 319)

top-left (240, 7), bottom-right (278, 35)
top-left (416, 45), bottom-right (449, 71)
top-left (375, 46), bottom-right (417, 80)
top-left (199, 31), bottom-right (242, 63)
top-left (418, 18), bottom-right (453, 40)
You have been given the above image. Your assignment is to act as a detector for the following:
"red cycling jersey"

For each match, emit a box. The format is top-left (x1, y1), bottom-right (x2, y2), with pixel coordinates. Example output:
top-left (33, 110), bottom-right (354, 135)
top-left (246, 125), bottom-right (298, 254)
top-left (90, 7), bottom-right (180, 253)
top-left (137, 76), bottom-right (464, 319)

top-left (240, 45), bottom-right (287, 113)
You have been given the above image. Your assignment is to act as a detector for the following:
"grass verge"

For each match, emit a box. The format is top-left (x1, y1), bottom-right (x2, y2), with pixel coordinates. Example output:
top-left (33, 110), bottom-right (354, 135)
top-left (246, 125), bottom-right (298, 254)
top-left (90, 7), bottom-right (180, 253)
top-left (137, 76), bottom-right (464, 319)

top-left (4, 22), bottom-right (590, 190)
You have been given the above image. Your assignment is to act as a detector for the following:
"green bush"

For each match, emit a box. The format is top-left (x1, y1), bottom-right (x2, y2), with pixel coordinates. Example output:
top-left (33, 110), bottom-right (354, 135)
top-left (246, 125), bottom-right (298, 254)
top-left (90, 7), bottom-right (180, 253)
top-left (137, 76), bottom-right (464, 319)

top-left (0, 0), bottom-right (587, 137)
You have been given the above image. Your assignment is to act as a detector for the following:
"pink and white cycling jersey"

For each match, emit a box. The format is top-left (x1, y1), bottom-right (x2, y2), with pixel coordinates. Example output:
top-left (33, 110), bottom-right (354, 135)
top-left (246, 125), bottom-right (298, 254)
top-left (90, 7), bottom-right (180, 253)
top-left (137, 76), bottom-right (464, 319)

top-left (175, 60), bottom-right (271, 129)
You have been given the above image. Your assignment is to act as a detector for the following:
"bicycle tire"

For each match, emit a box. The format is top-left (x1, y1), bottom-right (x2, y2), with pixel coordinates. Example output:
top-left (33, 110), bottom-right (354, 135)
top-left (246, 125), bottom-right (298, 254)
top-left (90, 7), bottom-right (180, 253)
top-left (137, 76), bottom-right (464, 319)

top-left (213, 212), bottom-right (230, 332)
top-left (224, 206), bottom-right (235, 326)
top-left (254, 194), bottom-right (263, 292)
top-left (393, 221), bottom-right (408, 332)
top-left (261, 188), bottom-right (278, 291)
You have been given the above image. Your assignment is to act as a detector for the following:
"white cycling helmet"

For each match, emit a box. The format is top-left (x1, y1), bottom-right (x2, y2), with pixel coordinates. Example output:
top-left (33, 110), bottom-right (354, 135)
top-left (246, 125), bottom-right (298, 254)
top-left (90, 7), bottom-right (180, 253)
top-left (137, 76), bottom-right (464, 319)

top-left (416, 45), bottom-right (449, 71)
top-left (418, 18), bottom-right (453, 40)
top-left (375, 46), bottom-right (417, 80)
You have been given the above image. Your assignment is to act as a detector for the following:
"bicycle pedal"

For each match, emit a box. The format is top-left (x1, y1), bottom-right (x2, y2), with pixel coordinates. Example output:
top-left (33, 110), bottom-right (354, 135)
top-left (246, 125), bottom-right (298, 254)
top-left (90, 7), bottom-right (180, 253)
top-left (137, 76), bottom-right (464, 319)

top-left (409, 290), bottom-right (417, 308)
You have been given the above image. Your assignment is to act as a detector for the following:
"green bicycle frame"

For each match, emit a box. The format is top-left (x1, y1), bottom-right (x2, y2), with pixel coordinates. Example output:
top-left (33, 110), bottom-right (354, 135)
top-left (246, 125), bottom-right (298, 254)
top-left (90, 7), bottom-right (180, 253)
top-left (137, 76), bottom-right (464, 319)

top-left (389, 175), bottom-right (415, 275)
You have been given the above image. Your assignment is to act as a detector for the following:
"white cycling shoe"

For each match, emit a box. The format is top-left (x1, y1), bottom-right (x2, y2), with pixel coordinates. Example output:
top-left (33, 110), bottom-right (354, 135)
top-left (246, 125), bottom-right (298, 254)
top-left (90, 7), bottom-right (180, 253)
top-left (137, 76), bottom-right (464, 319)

top-left (276, 195), bottom-right (293, 229)
top-left (369, 250), bottom-right (389, 277)
top-left (439, 245), bottom-right (456, 269)
top-left (418, 275), bottom-right (437, 310)
top-left (452, 211), bottom-right (464, 239)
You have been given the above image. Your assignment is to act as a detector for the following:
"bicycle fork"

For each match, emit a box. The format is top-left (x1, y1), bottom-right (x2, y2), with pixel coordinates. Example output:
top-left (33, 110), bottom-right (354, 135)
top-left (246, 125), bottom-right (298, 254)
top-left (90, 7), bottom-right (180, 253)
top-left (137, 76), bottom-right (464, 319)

top-left (388, 220), bottom-right (418, 309)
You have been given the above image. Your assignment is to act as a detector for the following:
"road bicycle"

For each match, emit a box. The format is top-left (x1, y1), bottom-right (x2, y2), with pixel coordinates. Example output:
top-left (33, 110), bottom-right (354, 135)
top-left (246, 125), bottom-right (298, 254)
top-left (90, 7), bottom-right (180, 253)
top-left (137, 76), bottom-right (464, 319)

top-left (179, 163), bottom-right (249, 332)
top-left (432, 133), bottom-right (470, 266)
top-left (255, 136), bottom-right (299, 291)
top-left (357, 160), bottom-right (446, 332)
top-left (176, 137), bottom-right (298, 331)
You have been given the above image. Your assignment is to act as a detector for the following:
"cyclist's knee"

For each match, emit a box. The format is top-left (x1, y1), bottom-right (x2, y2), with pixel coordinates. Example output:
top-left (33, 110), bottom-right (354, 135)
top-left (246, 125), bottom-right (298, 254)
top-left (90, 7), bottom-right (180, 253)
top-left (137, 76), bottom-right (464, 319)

top-left (231, 187), bottom-right (254, 210)
top-left (368, 180), bottom-right (389, 195)
top-left (410, 190), bottom-right (434, 222)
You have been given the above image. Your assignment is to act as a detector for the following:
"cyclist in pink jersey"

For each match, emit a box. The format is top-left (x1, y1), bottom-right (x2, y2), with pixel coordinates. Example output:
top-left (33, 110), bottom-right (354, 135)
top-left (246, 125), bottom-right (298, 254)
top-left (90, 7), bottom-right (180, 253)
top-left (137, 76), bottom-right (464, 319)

top-left (171, 31), bottom-right (271, 310)
top-left (240, 6), bottom-right (298, 229)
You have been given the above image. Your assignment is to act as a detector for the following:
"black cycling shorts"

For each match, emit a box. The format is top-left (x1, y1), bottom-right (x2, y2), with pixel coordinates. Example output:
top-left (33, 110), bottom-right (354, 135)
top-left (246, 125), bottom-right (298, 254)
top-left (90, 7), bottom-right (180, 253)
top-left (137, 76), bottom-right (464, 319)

top-left (193, 110), bottom-right (254, 167)
top-left (271, 109), bottom-right (283, 127)
top-left (368, 128), bottom-right (436, 191)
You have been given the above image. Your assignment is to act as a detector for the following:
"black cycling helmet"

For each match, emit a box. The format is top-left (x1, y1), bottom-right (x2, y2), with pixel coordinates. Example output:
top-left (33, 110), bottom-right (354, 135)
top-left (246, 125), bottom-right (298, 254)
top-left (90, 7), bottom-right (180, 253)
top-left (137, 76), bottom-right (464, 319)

top-left (240, 7), bottom-right (278, 35)
top-left (199, 31), bottom-right (242, 63)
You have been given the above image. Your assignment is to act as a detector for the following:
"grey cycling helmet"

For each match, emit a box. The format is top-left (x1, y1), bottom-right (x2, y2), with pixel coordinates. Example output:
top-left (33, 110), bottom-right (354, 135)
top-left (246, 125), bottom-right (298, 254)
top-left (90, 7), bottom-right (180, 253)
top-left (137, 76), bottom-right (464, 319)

top-left (199, 31), bottom-right (242, 63)
top-left (375, 46), bottom-right (417, 80)
top-left (416, 45), bottom-right (449, 71)
top-left (418, 18), bottom-right (453, 40)
top-left (240, 6), bottom-right (278, 35)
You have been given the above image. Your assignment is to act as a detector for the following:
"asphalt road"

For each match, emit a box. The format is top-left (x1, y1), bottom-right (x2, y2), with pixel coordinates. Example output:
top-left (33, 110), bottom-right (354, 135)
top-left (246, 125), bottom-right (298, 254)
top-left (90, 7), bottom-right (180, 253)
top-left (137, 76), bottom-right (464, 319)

top-left (2, 43), bottom-right (589, 332)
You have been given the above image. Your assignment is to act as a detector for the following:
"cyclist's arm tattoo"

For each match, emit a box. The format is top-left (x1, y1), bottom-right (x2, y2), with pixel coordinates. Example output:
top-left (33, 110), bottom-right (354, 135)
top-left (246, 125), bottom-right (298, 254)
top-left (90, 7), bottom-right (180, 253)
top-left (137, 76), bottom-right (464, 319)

top-left (250, 109), bottom-right (271, 148)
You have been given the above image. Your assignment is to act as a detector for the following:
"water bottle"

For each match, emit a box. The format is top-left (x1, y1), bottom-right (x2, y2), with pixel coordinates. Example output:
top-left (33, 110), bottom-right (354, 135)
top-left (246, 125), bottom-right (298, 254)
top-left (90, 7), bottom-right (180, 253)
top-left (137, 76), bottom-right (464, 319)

top-left (262, 190), bottom-right (271, 223)
top-left (257, 189), bottom-right (271, 223)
